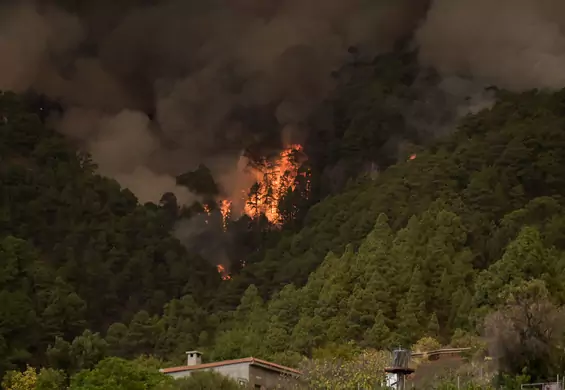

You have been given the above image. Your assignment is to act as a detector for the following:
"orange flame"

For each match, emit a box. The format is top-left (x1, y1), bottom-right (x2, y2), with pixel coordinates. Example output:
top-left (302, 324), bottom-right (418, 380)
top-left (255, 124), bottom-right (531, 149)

top-left (409, 154), bottom-right (417, 160)
top-left (202, 204), bottom-right (211, 224)
top-left (243, 144), bottom-right (305, 224)
top-left (219, 200), bottom-right (232, 231)
top-left (216, 264), bottom-right (231, 280)
top-left (216, 144), bottom-right (309, 228)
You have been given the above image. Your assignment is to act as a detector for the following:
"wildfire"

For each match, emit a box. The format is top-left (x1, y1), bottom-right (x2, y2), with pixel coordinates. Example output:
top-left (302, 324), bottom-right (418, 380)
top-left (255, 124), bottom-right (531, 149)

top-left (203, 204), bottom-right (211, 224)
top-left (243, 144), bottom-right (306, 224)
top-left (219, 200), bottom-right (231, 231)
top-left (216, 264), bottom-right (231, 280)
top-left (216, 144), bottom-right (309, 227)
top-left (409, 154), bottom-right (417, 160)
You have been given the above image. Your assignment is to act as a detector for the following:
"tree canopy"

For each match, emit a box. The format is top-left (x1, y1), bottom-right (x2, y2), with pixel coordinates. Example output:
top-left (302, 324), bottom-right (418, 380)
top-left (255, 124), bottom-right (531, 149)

top-left (5, 46), bottom-right (565, 387)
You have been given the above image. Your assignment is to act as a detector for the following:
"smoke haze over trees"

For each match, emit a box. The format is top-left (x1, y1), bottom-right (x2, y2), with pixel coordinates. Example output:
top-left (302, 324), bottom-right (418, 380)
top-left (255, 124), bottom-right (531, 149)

top-left (7, 0), bottom-right (565, 206)
top-left (0, 0), bottom-right (428, 204)
top-left (6, 0), bottom-right (565, 388)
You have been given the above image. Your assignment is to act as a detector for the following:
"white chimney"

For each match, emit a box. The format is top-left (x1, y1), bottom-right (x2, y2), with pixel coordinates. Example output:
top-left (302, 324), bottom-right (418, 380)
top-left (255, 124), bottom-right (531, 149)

top-left (186, 351), bottom-right (202, 366)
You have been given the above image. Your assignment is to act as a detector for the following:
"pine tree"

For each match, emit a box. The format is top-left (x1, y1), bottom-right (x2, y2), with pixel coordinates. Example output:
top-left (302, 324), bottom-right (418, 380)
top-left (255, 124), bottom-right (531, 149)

top-left (363, 311), bottom-right (391, 349)
top-left (427, 312), bottom-right (440, 338)
top-left (395, 267), bottom-right (426, 346)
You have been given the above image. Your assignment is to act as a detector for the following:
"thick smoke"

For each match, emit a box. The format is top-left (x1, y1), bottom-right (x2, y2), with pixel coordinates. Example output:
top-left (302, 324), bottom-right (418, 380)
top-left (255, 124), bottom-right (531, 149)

top-left (3, 0), bottom-right (565, 205)
top-left (417, 0), bottom-right (565, 91)
top-left (5, 0), bottom-right (565, 269)
top-left (0, 0), bottom-right (426, 204)
top-left (173, 212), bottom-right (232, 270)
top-left (58, 108), bottom-right (198, 204)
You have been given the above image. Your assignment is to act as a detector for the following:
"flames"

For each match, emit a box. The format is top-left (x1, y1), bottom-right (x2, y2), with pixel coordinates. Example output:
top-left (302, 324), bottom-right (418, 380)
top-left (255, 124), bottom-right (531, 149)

top-left (203, 203), bottom-right (211, 224)
top-left (203, 145), bottom-right (307, 282)
top-left (217, 144), bottom-right (308, 226)
top-left (216, 264), bottom-right (231, 280)
top-left (219, 200), bottom-right (232, 230)
top-left (243, 144), bottom-right (306, 224)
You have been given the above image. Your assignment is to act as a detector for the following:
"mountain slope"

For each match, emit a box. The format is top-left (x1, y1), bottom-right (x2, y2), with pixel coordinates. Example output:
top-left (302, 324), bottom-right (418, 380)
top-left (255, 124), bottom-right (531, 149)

top-left (0, 91), bottom-right (220, 373)
top-left (206, 88), bottom-right (565, 366)
top-left (234, 89), bottom-right (565, 296)
top-left (4, 81), bottom-right (565, 384)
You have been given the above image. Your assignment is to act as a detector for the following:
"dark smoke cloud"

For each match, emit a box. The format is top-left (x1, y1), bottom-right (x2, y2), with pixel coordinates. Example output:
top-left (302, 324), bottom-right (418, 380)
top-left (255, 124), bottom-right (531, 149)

top-left (0, 0), bottom-right (426, 204)
top-left (7, 0), bottom-right (563, 207)
top-left (416, 0), bottom-right (565, 91)
top-left (7, 0), bottom-right (565, 269)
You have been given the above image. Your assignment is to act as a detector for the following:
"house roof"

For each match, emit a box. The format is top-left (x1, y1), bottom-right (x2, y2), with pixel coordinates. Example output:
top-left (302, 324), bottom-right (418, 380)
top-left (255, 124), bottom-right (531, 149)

top-left (160, 357), bottom-right (302, 376)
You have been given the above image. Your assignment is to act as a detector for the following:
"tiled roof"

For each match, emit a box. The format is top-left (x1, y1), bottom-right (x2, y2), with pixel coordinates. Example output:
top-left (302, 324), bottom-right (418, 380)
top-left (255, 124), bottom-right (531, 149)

top-left (160, 357), bottom-right (302, 376)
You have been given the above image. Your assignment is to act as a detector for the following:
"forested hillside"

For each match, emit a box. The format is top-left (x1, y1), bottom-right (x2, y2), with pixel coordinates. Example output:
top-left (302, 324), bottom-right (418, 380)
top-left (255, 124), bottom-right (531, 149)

top-left (4, 1), bottom-right (565, 385)
top-left (0, 91), bottom-right (221, 374)
top-left (209, 88), bottom-right (565, 366)
top-left (5, 83), bottom-right (565, 387)
top-left (239, 88), bottom-right (565, 293)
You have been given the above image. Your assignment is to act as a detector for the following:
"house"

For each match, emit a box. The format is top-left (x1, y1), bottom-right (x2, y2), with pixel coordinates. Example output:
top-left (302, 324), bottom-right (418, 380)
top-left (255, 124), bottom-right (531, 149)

top-left (159, 351), bottom-right (302, 389)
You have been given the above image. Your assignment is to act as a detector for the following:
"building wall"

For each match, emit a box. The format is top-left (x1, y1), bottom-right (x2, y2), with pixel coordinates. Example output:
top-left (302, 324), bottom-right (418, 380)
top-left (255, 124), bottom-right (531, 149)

top-left (166, 363), bottom-right (300, 389)
top-left (167, 362), bottom-right (251, 386)
top-left (248, 365), bottom-right (300, 389)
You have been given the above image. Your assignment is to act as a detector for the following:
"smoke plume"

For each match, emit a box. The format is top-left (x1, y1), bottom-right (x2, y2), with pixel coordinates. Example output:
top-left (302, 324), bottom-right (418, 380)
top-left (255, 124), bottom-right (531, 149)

top-left (0, 0), bottom-right (426, 204)
top-left (4, 0), bottom-right (565, 206)
top-left (416, 0), bottom-right (565, 91)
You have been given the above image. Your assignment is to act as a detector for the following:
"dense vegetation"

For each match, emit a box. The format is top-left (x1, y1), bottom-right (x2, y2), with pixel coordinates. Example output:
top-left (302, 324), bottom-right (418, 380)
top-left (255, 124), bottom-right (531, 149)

top-left (209, 86), bottom-right (565, 367)
top-left (0, 91), bottom-right (221, 373)
top-left (2, 357), bottom-right (242, 390)
top-left (5, 47), bottom-right (565, 387)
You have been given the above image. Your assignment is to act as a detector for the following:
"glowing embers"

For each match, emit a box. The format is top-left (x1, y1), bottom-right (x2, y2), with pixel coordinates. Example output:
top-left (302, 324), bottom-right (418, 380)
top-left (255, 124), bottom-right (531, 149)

top-left (216, 264), bottom-right (231, 280)
top-left (219, 200), bottom-right (232, 231)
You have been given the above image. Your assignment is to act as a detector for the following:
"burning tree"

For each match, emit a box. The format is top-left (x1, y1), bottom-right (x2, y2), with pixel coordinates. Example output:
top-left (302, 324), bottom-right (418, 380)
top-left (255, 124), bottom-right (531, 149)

top-left (243, 144), bottom-right (307, 225)
top-left (216, 264), bottom-right (231, 281)
top-left (219, 200), bottom-right (232, 231)
top-left (216, 144), bottom-right (309, 227)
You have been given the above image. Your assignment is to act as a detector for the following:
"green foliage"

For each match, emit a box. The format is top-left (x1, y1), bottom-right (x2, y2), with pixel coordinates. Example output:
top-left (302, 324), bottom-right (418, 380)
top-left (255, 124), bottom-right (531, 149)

top-left (0, 91), bottom-right (220, 376)
top-left (210, 206), bottom-right (475, 359)
top-left (433, 381), bottom-right (495, 390)
top-left (157, 371), bottom-right (241, 390)
top-left (68, 357), bottom-right (170, 390)
top-left (64, 357), bottom-right (239, 390)
top-left (2, 366), bottom-right (38, 390)
top-left (7, 47), bottom-right (565, 387)
top-left (311, 342), bottom-right (361, 361)
top-left (198, 87), bottom-right (565, 383)
top-left (2, 366), bottom-right (66, 390)
top-left (36, 368), bottom-right (67, 390)
top-left (46, 330), bottom-right (108, 374)
top-left (296, 349), bottom-right (389, 389)
top-left (412, 337), bottom-right (441, 353)
top-left (240, 87), bottom-right (565, 298)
